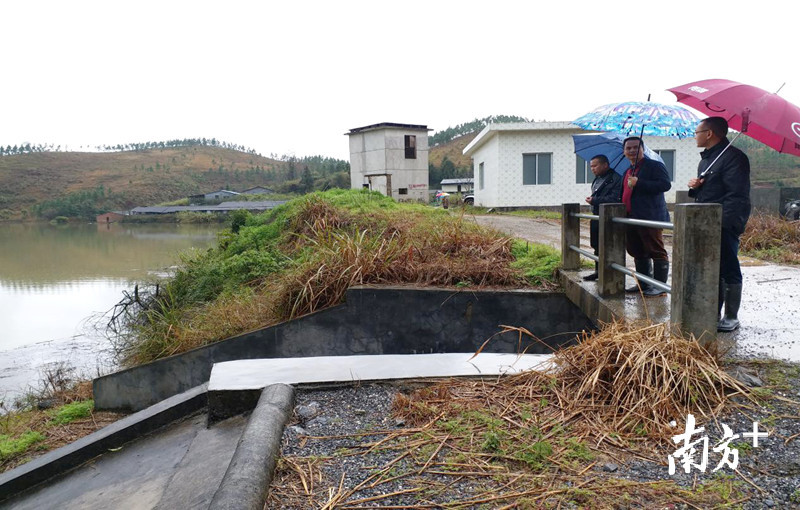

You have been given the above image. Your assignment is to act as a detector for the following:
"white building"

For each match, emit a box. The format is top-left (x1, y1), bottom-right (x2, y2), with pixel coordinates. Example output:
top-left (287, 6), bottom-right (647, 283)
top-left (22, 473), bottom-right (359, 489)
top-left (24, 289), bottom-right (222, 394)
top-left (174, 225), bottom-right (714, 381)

top-left (347, 122), bottom-right (430, 202)
top-left (462, 122), bottom-right (700, 208)
top-left (440, 178), bottom-right (474, 193)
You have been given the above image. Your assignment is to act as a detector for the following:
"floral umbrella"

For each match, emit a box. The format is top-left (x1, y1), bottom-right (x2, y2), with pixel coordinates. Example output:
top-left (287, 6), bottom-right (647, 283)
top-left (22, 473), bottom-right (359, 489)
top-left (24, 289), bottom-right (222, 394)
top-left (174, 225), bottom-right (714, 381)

top-left (573, 101), bottom-right (700, 139)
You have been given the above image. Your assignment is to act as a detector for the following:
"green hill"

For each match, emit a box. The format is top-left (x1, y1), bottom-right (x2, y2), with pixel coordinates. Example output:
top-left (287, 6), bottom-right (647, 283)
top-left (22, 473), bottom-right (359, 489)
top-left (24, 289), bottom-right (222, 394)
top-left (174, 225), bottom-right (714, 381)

top-left (0, 144), bottom-right (349, 220)
top-left (731, 135), bottom-right (800, 187)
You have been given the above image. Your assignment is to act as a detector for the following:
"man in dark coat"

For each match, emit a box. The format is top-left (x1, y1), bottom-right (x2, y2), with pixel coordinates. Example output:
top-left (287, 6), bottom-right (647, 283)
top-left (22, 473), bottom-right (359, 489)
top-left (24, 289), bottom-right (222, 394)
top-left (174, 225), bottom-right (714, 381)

top-left (622, 137), bottom-right (671, 297)
top-left (688, 116), bottom-right (751, 331)
top-left (583, 154), bottom-right (623, 281)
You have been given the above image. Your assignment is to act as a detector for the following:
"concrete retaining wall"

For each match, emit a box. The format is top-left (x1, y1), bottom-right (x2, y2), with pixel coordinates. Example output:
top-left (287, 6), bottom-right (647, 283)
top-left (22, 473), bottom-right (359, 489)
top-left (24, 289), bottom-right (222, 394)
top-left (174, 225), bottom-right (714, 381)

top-left (94, 286), bottom-right (594, 411)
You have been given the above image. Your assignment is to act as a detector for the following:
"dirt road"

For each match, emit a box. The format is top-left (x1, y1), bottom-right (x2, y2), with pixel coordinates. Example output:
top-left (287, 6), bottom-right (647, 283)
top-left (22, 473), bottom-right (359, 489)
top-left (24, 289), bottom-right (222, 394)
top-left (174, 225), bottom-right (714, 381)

top-left (468, 214), bottom-right (582, 250)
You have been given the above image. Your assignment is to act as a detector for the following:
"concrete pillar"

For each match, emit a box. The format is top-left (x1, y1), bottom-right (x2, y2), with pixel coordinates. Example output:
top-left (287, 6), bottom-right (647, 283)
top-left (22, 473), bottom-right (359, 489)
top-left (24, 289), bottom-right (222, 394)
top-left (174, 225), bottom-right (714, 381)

top-left (598, 203), bottom-right (626, 297)
top-left (670, 203), bottom-right (722, 347)
top-left (561, 203), bottom-right (580, 270)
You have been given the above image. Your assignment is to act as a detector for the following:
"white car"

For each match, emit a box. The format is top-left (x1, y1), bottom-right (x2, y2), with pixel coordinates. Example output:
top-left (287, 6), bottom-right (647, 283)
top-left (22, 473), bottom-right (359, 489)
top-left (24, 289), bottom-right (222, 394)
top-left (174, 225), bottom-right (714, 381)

top-left (463, 194), bottom-right (474, 205)
top-left (785, 200), bottom-right (800, 220)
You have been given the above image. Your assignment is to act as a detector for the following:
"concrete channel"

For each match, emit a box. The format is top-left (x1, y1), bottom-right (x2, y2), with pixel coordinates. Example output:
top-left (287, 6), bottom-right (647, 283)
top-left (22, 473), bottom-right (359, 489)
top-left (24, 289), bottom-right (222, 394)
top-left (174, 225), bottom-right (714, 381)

top-left (0, 286), bottom-right (594, 509)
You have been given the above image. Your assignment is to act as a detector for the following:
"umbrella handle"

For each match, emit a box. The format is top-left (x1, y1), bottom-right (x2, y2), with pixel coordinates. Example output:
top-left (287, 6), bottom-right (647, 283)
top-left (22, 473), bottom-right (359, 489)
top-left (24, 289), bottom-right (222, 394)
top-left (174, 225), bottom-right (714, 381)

top-left (698, 131), bottom-right (743, 178)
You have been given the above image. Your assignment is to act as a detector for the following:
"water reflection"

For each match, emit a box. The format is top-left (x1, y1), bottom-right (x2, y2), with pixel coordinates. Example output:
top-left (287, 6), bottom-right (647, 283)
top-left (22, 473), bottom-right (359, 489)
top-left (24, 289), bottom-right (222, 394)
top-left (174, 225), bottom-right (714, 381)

top-left (0, 222), bottom-right (219, 287)
top-left (0, 222), bottom-right (222, 398)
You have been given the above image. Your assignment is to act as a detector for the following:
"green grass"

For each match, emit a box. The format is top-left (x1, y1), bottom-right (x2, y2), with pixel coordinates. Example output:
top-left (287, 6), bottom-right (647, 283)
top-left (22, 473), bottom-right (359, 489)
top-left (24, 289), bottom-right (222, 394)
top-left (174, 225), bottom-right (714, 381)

top-left (0, 431), bottom-right (45, 460)
top-left (510, 240), bottom-right (562, 286)
top-left (49, 400), bottom-right (93, 425)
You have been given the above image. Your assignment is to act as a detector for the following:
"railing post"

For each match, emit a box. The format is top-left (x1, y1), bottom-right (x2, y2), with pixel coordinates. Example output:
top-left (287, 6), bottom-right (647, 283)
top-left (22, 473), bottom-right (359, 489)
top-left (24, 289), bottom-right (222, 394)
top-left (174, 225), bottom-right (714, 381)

top-left (561, 203), bottom-right (580, 270)
top-left (670, 203), bottom-right (722, 347)
top-left (598, 203), bottom-right (626, 296)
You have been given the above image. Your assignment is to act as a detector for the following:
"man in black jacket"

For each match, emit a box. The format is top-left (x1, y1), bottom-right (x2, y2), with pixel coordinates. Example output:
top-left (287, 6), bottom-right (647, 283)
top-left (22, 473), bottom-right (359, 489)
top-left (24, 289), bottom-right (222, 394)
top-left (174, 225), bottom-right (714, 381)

top-left (583, 154), bottom-right (623, 281)
top-left (688, 116), bottom-right (751, 331)
top-left (622, 137), bottom-right (672, 296)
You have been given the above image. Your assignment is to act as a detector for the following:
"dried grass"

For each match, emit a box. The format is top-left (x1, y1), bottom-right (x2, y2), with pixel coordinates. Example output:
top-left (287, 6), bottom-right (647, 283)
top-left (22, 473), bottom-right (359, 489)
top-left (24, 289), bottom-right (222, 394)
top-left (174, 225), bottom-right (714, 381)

top-left (270, 321), bottom-right (758, 508)
top-left (273, 200), bottom-right (526, 320)
top-left (401, 321), bottom-right (753, 445)
top-left (740, 213), bottom-right (800, 264)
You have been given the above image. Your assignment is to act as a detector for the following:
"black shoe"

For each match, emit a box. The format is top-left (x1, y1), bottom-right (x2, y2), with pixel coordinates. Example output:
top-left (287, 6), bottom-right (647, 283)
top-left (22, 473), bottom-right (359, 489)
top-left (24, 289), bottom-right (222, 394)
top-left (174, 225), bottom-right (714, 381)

top-left (582, 272), bottom-right (598, 281)
top-left (642, 285), bottom-right (667, 297)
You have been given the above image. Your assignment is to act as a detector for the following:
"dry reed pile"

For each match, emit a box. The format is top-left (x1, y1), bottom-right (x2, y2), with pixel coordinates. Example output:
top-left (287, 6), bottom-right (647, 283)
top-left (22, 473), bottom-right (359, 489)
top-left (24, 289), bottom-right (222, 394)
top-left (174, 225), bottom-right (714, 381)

top-left (270, 321), bottom-right (759, 508)
top-left (740, 213), bottom-right (800, 264)
top-left (273, 197), bottom-right (525, 319)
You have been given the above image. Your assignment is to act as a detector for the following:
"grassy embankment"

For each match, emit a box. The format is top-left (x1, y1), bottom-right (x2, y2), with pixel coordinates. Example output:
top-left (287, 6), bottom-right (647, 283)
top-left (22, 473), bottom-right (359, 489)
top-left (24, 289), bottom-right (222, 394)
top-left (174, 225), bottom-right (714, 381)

top-left (0, 376), bottom-right (125, 473)
top-left (109, 189), bottom-right (566, 367)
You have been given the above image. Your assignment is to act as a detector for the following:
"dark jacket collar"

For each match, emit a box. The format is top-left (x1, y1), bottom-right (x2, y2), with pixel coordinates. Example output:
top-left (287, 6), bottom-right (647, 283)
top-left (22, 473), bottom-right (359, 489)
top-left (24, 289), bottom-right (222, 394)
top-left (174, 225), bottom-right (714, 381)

top-left (701, 138), bottom-right (730, 160)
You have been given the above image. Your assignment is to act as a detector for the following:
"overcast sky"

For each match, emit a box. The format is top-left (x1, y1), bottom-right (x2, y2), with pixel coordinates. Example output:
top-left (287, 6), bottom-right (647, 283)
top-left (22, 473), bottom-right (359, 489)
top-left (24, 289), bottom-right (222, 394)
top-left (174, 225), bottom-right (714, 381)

top-left (1, 0), bottom-right (797, 161)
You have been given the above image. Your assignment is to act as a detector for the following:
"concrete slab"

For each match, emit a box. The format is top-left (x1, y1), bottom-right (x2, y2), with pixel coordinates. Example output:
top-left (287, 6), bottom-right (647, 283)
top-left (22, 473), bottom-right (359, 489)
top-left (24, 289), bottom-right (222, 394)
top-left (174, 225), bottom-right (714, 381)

top-left (208, 352), bottom-right (553, 391)
top-left (0, 383), bottom-right (208, 501)
top-left (2, 413), bottom-right (248, 510)
top-left (2, 415), bottom-right (204, 510)
top-left (154, 415), bottom-right (247, 510)
top-left (209, 385), bottom-right (294, 510)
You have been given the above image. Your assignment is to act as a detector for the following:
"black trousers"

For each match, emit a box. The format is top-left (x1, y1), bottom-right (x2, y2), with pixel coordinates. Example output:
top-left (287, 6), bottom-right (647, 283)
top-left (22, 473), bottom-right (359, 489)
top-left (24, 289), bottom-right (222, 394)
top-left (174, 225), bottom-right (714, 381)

top-left (720, 227), bottom-right (742, 285)
top-left (589, 219), bottom-right (599, 255)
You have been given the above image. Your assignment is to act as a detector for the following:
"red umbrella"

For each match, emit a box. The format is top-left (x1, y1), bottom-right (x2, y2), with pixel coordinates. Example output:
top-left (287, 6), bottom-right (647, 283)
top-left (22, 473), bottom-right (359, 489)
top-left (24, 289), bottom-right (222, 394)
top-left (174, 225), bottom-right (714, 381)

top-left (668, 79), bottom-right (800, 159)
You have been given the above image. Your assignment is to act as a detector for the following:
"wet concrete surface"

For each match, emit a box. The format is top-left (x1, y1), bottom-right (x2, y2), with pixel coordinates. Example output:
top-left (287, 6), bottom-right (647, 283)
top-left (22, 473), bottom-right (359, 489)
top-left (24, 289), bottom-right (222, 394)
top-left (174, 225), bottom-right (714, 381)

top-left (1, 413), bottom-right (246, 510)
top-left (473, 213), bottom-right (800, 362)
top-left (722, 263), bottom-right (800, 360)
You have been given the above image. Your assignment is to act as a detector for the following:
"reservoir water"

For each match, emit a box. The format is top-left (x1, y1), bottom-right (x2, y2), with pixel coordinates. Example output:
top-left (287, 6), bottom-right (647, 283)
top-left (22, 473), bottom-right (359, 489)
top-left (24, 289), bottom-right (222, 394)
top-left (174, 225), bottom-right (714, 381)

top-left (0, 222), bottom-right (222, 401)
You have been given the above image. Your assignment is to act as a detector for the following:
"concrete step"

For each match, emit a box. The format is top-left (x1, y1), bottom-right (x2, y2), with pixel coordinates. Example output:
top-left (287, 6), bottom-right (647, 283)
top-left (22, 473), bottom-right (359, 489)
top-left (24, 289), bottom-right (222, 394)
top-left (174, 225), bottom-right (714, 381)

top-left (154, 414), bottom-right (247, 510)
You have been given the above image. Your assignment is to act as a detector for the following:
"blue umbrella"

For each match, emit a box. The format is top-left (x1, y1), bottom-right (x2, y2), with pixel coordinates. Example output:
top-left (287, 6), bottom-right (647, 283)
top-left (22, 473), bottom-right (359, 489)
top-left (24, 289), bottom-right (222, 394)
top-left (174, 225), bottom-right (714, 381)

top-left (573, 132), bottom-right (664, 175)
top-left (573, 101), bottom-right (700, 139)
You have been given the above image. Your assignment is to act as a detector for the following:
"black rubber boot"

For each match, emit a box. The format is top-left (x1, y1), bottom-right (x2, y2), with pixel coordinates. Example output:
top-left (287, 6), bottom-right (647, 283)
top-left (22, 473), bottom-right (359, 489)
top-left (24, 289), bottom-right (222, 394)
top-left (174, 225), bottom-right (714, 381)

top-left (626, 258), bottom-right (652, 293)
top-left (717, 279), bottom-right (726, 318)
top-left (718, 283), bottom-right (742, 332)
top-left (582, 262), bottom-right (598, 281)
top-left (643, 259), bottom-right (669, 297)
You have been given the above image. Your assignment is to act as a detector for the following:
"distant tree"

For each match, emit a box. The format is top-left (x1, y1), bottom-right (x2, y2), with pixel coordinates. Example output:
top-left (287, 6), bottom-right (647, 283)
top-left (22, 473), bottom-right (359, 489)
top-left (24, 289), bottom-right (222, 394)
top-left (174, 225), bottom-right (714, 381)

top-left (300, 166), bottom-right (314, 192)
top-left (429, 115), bottom-right (531, 146)
top-left (286, 156), bottom-right (297, 180)
top-left (230, 209), bottom-right (250, 233)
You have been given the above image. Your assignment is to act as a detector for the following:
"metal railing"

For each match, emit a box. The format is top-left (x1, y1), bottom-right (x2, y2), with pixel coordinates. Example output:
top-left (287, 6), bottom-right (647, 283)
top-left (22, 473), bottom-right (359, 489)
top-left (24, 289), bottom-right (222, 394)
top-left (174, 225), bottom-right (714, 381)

top-left (560, 202), bottom-right (723, 345)
top-left (568, 213), bottom-right (673, 294)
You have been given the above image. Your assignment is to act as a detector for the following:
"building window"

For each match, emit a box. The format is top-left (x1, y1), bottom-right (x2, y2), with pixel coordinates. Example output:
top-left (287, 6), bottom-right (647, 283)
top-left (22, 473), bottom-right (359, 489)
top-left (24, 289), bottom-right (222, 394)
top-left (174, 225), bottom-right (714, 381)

top-left (523, 153), bottom-right (552, 185)
top-left (363, 184), bottom-right (370, 189)
top-left (479, 162), bottom-right (484, 190)
top-left (655, 150), bottom-right (675, 181)
top-left (575, 156), bottom-right (591, 184)
top-left (398, 188), bottom-right (408, 195)
top-left (404, 135), bottom-right (416, 159)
